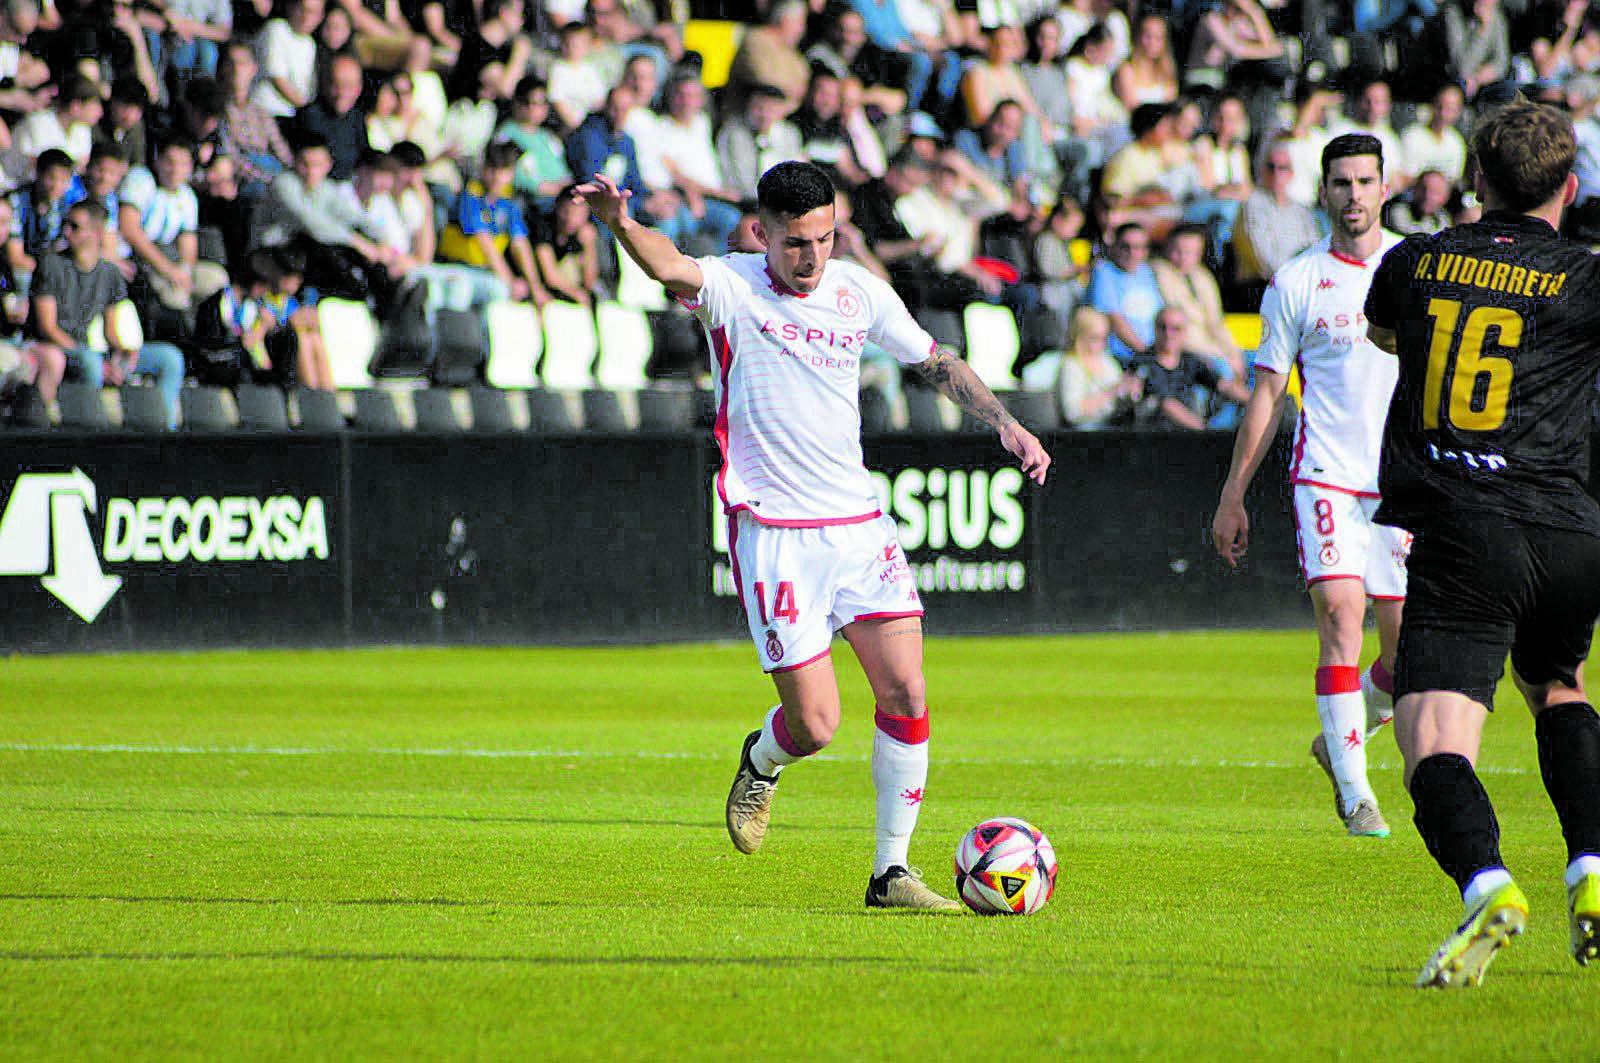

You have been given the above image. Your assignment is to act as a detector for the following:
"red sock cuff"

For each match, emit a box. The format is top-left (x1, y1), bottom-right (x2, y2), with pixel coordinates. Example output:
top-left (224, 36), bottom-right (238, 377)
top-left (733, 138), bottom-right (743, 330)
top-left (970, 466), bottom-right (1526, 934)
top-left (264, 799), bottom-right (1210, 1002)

top-left (1316, 665), bottom-right (1361, 695)
top-left (874, 707), bottom-right (929, 744)
top-left (1367, 659), bottom-right (1394, 695)
top-left (770, 707), bottom-right (810, 757)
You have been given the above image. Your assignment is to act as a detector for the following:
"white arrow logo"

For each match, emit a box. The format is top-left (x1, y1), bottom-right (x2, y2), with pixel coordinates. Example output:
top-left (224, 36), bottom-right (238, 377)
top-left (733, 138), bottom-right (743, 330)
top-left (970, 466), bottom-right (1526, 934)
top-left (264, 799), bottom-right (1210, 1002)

top-left (0, 468), bottom-right (123, 622)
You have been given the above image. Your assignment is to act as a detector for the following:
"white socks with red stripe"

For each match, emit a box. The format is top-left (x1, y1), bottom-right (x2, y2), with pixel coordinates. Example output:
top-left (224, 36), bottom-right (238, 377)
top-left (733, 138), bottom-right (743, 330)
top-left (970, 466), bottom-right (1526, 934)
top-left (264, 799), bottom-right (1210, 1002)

top-left (872, 707), bottom-right (929, 876)
top-left (1318, 665), bottom-right (1375, 810)
top-left (749, 705), bottom-right (810, 777)
top-left (1362, 658), bottom-right (1396, 737)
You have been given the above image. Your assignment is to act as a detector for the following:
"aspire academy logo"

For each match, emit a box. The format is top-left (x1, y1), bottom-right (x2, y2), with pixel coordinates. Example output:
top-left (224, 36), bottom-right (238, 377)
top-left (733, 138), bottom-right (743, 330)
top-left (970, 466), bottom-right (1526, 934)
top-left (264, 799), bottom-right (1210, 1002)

top-left (0, 468), bottom-right (329, 624)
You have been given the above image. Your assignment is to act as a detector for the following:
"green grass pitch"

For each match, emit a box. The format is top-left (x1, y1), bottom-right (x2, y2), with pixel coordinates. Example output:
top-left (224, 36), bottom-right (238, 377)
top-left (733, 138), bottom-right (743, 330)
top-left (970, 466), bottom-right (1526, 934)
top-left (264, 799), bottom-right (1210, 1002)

top-left (1, 633), bottom-right (1592, 1060)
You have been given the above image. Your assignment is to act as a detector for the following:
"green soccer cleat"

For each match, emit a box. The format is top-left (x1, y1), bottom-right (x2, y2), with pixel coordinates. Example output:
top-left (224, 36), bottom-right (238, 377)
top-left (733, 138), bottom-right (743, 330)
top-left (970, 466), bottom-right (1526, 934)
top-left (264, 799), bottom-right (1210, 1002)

top-left (865, 866), bottom-right (962, 912)
top-left (1570, 872), bottom-right (1600, 967)
top-left (725, 730), bottom-right (777, 855)
top-left (1416, 880), bottom-right (1528, 989)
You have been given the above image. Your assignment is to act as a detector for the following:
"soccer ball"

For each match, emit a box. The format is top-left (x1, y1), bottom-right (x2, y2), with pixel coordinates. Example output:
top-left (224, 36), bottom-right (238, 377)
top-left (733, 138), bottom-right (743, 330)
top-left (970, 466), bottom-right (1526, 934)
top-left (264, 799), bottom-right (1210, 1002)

top-left (953, 817), bottom-right (1058, 915)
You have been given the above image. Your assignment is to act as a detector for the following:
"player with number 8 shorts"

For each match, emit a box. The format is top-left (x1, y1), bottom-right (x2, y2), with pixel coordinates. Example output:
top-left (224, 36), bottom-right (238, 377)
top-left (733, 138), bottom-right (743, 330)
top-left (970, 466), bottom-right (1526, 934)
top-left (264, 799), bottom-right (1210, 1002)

top-left (1212, 133), bottom-right (1406, 839)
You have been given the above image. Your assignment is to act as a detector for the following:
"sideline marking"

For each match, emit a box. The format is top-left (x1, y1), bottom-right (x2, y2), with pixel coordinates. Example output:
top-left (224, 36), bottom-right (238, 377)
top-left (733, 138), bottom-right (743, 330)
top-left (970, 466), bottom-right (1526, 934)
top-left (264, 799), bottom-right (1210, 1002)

top-left (0, 742), bottom-right (1533, 775)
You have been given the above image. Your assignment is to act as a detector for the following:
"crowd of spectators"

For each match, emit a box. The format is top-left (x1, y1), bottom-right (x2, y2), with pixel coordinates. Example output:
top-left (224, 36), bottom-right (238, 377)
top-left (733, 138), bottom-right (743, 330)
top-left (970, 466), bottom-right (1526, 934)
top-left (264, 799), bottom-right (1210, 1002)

top-left (0, 0), bottom-right (1598, 430)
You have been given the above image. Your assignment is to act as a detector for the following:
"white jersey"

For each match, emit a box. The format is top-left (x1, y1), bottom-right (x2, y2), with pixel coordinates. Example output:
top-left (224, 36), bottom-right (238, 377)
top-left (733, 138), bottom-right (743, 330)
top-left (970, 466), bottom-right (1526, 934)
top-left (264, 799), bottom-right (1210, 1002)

top-left (1255, 231), bottom-right (1403, 496)
top-left (682, 253), bottom-right (935, 525)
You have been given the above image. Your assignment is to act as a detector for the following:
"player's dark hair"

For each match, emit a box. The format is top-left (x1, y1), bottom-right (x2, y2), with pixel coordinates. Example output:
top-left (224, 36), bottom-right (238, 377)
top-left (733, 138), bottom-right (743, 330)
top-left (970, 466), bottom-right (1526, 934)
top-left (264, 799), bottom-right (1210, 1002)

top-left (756, 160), bottom-right (835, 219)
top-left (1321, 132), bottom-right (1384, 179)
top-left (1470, 97), bottom-right (1576, 213)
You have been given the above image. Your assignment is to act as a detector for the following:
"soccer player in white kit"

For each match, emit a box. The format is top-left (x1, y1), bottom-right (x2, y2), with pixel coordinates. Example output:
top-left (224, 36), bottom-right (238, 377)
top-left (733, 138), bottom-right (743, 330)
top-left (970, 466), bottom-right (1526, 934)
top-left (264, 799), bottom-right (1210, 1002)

top-left (1212, 134), bottom-right (1408, 838)
top-left (575, 161), bottom-right (1051, 910)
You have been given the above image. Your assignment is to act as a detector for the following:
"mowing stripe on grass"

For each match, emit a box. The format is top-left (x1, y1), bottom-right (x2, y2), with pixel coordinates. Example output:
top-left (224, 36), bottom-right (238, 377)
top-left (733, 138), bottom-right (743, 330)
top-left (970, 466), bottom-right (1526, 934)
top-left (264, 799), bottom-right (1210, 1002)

top-left (0, 742), bottom-right (1533, 775)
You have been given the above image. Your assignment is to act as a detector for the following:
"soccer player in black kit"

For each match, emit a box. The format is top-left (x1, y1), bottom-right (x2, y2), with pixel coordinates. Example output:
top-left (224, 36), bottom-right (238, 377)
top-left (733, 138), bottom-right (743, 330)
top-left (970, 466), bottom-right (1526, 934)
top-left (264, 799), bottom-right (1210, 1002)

top-left (1364, 98), bottom-right (1600, 988)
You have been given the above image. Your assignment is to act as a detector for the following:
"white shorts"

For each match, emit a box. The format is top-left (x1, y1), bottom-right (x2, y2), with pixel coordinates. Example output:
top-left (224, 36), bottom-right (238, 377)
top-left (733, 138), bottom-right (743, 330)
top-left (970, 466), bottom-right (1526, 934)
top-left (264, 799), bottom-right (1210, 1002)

top-left (728, 511), bottom-right (924, 673)
top-left (1293, 484), bottom-right (1409, 599)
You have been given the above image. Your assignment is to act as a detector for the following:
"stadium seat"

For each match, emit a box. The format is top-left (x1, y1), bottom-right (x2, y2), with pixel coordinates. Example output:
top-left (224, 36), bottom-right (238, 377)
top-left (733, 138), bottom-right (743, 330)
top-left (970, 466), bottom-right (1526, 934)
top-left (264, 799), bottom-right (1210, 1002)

top-left (292, 386), bottom-right (345, 431)
top-left (681, 20), bottom-right (744, 89)
top-left (84, 299), bottom-right (144, 352)
top-left (859, 386), bottom-right (893, 434)
top-left (237, 383), bottom-right (291, 432)
top-left (581, 388), bottom-right (629, 432)
top-left (411, 386), bottom-right (462, 432)
top-left (56, 382), bottom-right (112, 431)
top-left (319, 298), bottom-right (380, 388)
top-left (484, 299), bottom-right (542, 388)
top-left (526, 387), bottom-right (579, 433)
top-left (1004, 389), bottom-right (1060, 432)
top-left (431, 309), bottom-right (488, 387)
top-left (595, 301), bottom-right (653, 390)
top-left (120, 385), bottom-right (170, 432)
top-left (636, 387), bottom-right (695, 432)
top-left (1225, 312), bottom-right (1263, 352)
top-left (616, 238), bottom-right (668, 310)
top-left (962, 302), bottom-right (1021, 391)
top-left (6, 384), bottom-right (49, 428)
top-left (180, 385), bottom-right (235, 432)
top-left (468, 386), bottom-right (523, 432)
top-left (1068, 238), bottom-right (1093, 270)
top-left (540, 301), bottom-right (599, 389)
top-left (351, 387), bottom-right (405, 431)
top-left (905, 386), bottom-right (948, 432)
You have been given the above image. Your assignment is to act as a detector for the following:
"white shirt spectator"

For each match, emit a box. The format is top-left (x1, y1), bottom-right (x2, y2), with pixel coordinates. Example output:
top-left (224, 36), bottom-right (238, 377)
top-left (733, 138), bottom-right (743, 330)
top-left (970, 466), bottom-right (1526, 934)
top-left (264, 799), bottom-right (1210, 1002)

top-left (340, 183), bottom-right (408, 254)
top-left (624, 106), bottom-right (671, 192)
top-left (251, 17), bottom-right (318, 117)
top-left (1400, 123), bottom-right (1467, 185)
top-left (12, 108), bottom-right (93, 173)
top-left (655, 110), bottom-right (723, 192)
top-left (119, 166), bottom-right (199, 247)
top-left (547, 59), bottom-right (608, 130)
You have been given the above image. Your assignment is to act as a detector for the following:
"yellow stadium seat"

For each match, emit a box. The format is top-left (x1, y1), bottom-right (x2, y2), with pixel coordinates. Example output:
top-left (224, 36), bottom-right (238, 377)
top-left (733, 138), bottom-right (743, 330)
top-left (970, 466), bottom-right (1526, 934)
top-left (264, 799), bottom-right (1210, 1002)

top-left (683, 20), bottom-right (745, 90)
top-left (1067, 238), bottom-right (1093, 269)
top-left (1224, 312), bottom-right (1262, 352)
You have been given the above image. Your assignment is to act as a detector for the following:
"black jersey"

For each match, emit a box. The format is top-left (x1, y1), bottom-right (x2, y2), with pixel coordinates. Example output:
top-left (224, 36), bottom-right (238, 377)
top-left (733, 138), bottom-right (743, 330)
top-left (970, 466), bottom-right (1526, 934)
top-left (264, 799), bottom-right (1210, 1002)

top-left (1366, 210), bottom-right (1600, 535)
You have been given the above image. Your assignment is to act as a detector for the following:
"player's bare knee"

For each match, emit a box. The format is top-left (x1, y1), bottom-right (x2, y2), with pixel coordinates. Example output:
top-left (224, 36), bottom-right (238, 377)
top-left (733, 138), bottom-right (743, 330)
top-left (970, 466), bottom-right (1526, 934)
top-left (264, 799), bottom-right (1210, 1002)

top-left (874, 673), bottom-right (927, 718)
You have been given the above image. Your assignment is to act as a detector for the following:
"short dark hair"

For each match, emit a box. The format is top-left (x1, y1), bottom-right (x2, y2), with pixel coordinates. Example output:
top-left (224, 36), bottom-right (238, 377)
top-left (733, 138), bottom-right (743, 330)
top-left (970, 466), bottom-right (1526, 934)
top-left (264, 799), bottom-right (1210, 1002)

top-left (182, 77), bottom-right (226, 120)
top-left (58, 73), bottom-right (100, 106)
top-left (243, 248), bottom-right (284, 289)
top-left (356, 147), bottom-right (400, 174)
top-left (1321, 132), bottom-right (1384, 179)
top-left (1130, 102), bottom-right (1172, 139)
top-left (66, 198), bottom-right (109, 227)
top-left (33, 148), bottom-right (74, 175)
top-left (482, 139), bottom-right (521, 171)
top-left (757, 160), bottom-right (835, 218)
top-left (1471, 96), bottom-right (1576, 212)
top-left (290, 129), bottom-right (332, 155)
top-left (109, 78), bottom-right (149, 107)
top-left (271, 243), bottom-right (307, 277)
top-left (88, 140), bottom-right (130, 165)
top-left (747, 82), bottom-right (787, 103)
top-left (389, 141), bottom-right (426, 169)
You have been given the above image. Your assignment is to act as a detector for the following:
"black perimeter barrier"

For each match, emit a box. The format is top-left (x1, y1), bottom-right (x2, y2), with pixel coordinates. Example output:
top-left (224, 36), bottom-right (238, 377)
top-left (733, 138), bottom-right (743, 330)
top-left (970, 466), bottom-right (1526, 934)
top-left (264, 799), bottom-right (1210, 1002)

top-left (1, 429), bottom-right (1329, 654)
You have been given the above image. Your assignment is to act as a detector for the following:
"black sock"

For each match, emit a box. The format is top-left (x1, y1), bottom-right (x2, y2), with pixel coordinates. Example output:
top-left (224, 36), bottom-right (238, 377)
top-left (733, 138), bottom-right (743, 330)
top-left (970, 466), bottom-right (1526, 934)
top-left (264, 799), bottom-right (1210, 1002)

top-left (1535, 702), bottom-right (1600, 863)
top-left (1409, 753), bottom-right (1504, 892)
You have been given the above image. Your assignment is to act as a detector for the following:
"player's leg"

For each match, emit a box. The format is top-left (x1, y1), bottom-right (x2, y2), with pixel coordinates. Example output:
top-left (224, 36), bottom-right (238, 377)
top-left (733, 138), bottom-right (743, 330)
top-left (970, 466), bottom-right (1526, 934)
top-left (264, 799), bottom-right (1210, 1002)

top-left (723, 517), bottom-right (840, 855)
top-left (1308, 576), bottom-right (1387, 834)
top-left (1366, 596), bottom-right (1402, 735)
top-left (842, 615), bottom-right (958, 911)
top-left (1398, 519), bottom-right (1527, 988)
top-left (1508, 526), bottom-right (1600, 966)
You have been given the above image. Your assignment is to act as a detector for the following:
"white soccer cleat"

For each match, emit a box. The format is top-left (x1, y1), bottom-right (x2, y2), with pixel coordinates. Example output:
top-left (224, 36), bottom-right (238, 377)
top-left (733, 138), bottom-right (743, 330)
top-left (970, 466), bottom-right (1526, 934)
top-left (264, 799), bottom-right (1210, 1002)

top-left (725, 730), bottom-right (778, 855)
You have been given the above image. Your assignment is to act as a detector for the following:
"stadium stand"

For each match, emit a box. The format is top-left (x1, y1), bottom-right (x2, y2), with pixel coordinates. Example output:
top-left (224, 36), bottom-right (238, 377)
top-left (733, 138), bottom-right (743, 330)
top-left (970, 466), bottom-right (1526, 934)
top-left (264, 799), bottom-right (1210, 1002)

top-left (237, 383), bottom-right (292, 432)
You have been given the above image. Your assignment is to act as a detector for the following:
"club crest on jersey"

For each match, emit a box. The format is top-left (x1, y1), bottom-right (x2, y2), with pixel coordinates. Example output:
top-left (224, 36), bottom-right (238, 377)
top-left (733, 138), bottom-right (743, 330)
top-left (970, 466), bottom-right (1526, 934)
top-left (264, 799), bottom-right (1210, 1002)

top-left (836, 287), bottom-right (860, 318)
top-left (765, 628), bottom-right (784, 662)
top-left (1317, 278), bottom-right (1336, 290)
top-left (1319, 541), bottom-right (1340, 566)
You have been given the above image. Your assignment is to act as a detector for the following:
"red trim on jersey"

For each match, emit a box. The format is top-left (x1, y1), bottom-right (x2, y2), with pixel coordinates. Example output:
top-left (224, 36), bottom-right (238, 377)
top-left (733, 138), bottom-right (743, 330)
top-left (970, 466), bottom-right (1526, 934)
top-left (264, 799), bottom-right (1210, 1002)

top-left (874, 706), bottom-right (930, 744)
top-left (1368, 594), bottom-right (1405, 602)
top-left (852, 609), bottom-right (924, 623)
top-left (764, 266), bottom-right (812, 298)
top-left (727, 514), bottom-right (746, 607)
top-left (1292, 477), bottom-right (1381, 498)
top-left (771, 647), bottom-right (831, 673)
top-left (1328, 249), bottom-right (1368, 268)
top-left (1316, 665), bottom-right (1362, 695)
top-left (711, 325), bottom-right (735, 513)
top-left (724, 506), bottom-right (882, 528)
top-left (770, 705), bottom-right (810, 757)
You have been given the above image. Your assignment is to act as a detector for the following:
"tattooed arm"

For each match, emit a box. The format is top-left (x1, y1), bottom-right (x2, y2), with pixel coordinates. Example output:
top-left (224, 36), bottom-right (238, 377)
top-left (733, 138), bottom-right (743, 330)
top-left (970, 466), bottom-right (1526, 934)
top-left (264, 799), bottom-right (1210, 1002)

top-left (910, 344), bottom-right (1052, 484)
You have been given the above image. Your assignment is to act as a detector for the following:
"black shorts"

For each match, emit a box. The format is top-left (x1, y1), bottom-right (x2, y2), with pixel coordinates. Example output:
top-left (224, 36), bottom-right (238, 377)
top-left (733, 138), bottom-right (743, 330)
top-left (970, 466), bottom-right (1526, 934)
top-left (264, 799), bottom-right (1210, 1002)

top-left (1395, 514), bottom-right (1600, 709)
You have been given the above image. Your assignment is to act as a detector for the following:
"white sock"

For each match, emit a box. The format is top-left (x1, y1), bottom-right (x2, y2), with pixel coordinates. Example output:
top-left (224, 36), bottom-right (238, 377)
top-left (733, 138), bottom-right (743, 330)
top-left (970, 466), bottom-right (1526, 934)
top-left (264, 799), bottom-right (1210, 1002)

top-left (1566, 855), bottom-right (1600, 890)
top-left (1463, 867), bottom-right (1514, 910)
top-left (749, 705), bottom-right (807, 777)
top-left (1361, 659), bottom-right (1395, 737)
top-left (1317, 666), bottom-right (1374, 809)
top-left (871, 707), bottom-right (928, 876)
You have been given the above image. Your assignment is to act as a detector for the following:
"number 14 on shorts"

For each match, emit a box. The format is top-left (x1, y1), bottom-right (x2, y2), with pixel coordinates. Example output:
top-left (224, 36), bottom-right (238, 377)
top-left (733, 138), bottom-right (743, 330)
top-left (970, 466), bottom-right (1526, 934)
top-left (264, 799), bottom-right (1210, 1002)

top-left (753, 581), bottom-right (800, 624)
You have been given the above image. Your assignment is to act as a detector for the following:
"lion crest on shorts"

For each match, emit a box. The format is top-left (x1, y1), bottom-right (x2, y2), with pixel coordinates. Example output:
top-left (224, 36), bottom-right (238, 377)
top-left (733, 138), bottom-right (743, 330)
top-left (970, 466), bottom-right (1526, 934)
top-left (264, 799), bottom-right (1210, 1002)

top-left (1319, 540), bottom-right (1341, 567)
top-left (765, 628), bottom-right (784, 662)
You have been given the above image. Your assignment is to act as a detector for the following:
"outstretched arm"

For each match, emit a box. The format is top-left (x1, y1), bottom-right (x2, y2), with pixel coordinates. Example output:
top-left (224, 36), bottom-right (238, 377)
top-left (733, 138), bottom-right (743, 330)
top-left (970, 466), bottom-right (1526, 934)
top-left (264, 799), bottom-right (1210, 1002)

top-left (909, 344), bottom-right (1051, 484)
top-left (573, 172), bottom-right (703, 298)
top-left (1211, 367), bottom-right (1289, 567)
